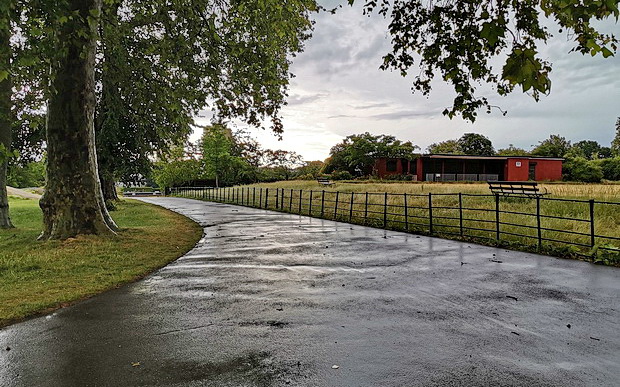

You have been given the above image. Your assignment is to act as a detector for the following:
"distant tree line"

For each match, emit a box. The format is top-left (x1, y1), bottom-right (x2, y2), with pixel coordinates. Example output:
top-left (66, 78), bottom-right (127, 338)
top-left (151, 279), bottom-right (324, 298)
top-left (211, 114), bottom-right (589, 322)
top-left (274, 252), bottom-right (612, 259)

top-left (151, 125), bottom-right (307, 189)
top-left (323, 119), bottom-right (620, 183)
top-left (10, 118), bottom-right (620, 188)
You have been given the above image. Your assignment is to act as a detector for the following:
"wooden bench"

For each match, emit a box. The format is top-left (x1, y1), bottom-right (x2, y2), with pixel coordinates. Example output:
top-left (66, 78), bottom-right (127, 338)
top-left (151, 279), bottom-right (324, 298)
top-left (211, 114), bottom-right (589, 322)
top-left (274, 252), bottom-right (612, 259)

top-left (488, 181), bottom-right (548, 198)
top-left (317, 178), bottom-right (333, 186)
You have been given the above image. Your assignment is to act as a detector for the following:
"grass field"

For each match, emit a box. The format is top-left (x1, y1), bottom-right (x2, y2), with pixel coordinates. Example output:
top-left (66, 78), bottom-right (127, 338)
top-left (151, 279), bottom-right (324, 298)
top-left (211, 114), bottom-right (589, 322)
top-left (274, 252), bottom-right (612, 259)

top-left (0, 197), bottom-right (202, 327)
top-left (246, 180), bottom-right (620, 201)
top-left (173, 181), bottom-right (620, 265)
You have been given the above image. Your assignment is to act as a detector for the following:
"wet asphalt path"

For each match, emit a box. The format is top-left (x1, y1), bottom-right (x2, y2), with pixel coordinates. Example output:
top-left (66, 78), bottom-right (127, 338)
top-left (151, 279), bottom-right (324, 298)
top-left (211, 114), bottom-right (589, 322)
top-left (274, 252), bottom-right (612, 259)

top-left (1, 197), bottom-right (619, 386)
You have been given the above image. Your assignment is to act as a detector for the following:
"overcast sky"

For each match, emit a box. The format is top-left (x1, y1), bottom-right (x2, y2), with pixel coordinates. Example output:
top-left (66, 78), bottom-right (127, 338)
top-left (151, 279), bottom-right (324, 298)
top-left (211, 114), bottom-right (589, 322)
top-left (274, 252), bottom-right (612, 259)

top-left (195, 2), bottom-right (620, 161)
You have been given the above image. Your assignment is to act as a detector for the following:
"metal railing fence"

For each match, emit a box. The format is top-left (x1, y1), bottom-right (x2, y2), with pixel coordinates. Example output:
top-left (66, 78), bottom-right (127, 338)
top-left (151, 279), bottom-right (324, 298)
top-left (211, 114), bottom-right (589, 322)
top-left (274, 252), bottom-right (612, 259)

top-left (169, 186), bottom-right (620, 259)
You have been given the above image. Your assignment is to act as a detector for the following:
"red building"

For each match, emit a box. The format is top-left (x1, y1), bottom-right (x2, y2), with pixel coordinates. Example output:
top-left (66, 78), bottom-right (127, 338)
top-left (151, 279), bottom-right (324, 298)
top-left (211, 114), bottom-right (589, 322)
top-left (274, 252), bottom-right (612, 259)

top-left (375, 154), bottom-right (563, 182)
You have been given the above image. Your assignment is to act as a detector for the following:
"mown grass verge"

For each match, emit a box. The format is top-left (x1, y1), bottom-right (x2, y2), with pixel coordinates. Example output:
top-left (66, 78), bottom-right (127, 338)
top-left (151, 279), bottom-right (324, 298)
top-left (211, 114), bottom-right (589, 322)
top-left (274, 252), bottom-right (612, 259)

top-left (0, 197), bottom-right (202, 328)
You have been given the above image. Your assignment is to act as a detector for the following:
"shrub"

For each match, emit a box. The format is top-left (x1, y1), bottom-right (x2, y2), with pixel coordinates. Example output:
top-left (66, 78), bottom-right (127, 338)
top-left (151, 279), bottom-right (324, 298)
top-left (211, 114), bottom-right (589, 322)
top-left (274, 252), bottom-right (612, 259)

top-left (330, 170), bottom-right (353, 180)
top-left (595, 157), bottom-right (620, 181)
top-left (385, 174), bottom-right (415, 181)
top-left (152, 159), bottom-right (206, 188)
top-left (563, 157), bottom-right (603, 182)
top-left (7, 161), bottom-right (46, 188)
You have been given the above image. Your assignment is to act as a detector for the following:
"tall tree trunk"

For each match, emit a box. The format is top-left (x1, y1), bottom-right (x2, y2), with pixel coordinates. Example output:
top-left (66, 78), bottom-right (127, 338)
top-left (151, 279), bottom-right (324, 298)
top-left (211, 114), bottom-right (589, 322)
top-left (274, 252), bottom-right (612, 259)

top-left (39, 0), bottom-right (118, 240)
top-left (100, 172), bottom-right (119, 201)
top-left (0, 18), bottom-right (14, 229)
top-left (96, 1), bottom-right (120, 205)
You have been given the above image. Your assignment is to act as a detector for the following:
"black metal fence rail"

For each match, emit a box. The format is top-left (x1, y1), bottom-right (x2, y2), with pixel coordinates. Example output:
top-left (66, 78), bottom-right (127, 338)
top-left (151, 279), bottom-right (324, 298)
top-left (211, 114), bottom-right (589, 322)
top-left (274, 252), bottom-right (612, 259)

top-left (170, 186), bottom-right (620, 259)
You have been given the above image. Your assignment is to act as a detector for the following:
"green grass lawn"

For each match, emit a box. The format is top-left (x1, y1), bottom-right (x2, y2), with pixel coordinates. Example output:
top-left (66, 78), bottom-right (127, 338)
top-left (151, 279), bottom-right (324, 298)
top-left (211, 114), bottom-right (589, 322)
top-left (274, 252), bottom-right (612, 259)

top-left (0, 197), bottom-right (202, 328)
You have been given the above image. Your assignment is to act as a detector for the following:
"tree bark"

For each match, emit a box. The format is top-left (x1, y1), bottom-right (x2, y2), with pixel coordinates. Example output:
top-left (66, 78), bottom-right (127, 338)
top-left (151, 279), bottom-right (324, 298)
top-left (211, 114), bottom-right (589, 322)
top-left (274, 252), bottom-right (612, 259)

top-left (0, 19), bottom-right (14, 229)
top-left (100, 173), bottom-right (118, 201)
top-left (96, 1), bottom-right (120, 206)
top-left (39, 0), bottom-right (118, 239)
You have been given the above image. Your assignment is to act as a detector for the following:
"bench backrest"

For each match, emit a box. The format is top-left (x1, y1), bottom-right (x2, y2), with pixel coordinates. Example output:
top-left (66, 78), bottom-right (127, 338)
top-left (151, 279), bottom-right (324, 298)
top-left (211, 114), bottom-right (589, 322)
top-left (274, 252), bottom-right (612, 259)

top-left (488, 181), bottom-right (540, 194)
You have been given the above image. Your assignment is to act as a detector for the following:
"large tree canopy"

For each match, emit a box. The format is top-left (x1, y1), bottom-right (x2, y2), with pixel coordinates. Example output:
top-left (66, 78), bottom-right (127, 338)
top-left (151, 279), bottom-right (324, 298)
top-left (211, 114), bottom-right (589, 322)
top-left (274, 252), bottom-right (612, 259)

top-left (324, 132), bottom-right (419, 176)
top-left (354, 0), bottom-right (618, 121)
top-left (531, 134), bottom-right (571, 157)
top-left (4, 0), bottom-right (317, 239)
top-left (612, 117), bottom-right (620, 156)
top-left (427, 133), bottom-right (495, 156)
top-left (457, 133), bottom-right (495, 156)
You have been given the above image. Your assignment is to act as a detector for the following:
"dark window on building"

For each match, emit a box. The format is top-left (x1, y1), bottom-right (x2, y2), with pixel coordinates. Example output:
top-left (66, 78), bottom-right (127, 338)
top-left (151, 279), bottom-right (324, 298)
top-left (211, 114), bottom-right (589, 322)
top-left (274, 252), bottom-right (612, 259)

top-left (401, 159), bottom-right (409, 174)
top-left (386, 160), bottom-right (397, 172)
top-left (529, 162), bottom-right (537, 180)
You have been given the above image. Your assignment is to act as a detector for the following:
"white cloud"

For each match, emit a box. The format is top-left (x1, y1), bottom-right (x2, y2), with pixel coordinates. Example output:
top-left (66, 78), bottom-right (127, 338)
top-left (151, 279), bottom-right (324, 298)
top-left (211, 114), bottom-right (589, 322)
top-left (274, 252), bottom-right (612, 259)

top-left (195, 3), bottom-right (620, 161)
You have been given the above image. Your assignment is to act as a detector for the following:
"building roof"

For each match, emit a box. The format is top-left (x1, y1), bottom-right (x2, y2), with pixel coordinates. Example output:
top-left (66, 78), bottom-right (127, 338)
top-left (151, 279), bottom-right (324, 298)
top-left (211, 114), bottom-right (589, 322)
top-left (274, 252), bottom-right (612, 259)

top-left (422, 154), bottom-right (564, 161)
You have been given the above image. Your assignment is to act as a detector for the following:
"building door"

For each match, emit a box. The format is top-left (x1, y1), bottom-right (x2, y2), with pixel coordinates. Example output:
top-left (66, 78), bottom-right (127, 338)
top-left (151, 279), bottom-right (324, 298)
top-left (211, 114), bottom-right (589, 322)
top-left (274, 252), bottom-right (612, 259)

top-left (528, 162), bottom-right (537, 180)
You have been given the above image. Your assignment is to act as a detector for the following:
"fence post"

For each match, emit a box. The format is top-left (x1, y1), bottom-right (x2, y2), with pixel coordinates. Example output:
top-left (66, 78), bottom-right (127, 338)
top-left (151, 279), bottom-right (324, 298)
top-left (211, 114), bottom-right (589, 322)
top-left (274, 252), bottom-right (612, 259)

top-left (289, 189), bottom-right (293, 211)
top-left (334, 191), bottom-right (340, 219)
top-left (241, 187), bottom-right (244, 205)
top-left (495, 194), bottom-right (500, 241)
top-left (298, 189), bottom-right (303, 214)
top-left (428, 193), bottom-right (433, 235)
top-left (275, 188), bottom-right (279, 209)
top-left (364, 192), bottom-right (369, 224)
top-left (536, 196), bottom-right (542, 249)
top-left (589, 199), bottom-right (595, 248)
top-left (459, 193), bottom-right (463, 237)
top-left (320, 190), bottom-right (325, 217)
top-left (281, 189), bottom-right (285, 210)
top-left (349, 192), bottom-right (354, 223)
top-left (404, 194), bottom-right (409, 231)
top-left (265, 188), bottom-right (269, 209)
top-left (252, 187), bottom-right (256, 207)
top-left (383, 192), bottom-right (388, 229)
top-left (309, 190), bottom-right (313, 215)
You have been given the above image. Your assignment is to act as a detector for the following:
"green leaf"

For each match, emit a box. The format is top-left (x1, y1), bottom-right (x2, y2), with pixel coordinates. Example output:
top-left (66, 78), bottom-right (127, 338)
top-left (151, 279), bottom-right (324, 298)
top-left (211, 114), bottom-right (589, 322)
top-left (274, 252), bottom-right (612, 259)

top-left (601, 47), bottom-right (614, 58)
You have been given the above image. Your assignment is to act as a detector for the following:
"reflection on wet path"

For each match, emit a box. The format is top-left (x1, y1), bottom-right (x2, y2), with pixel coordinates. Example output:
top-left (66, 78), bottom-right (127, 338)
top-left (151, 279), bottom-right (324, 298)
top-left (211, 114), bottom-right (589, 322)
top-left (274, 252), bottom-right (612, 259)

top-left (1, 197), bottom-right (619, 387)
